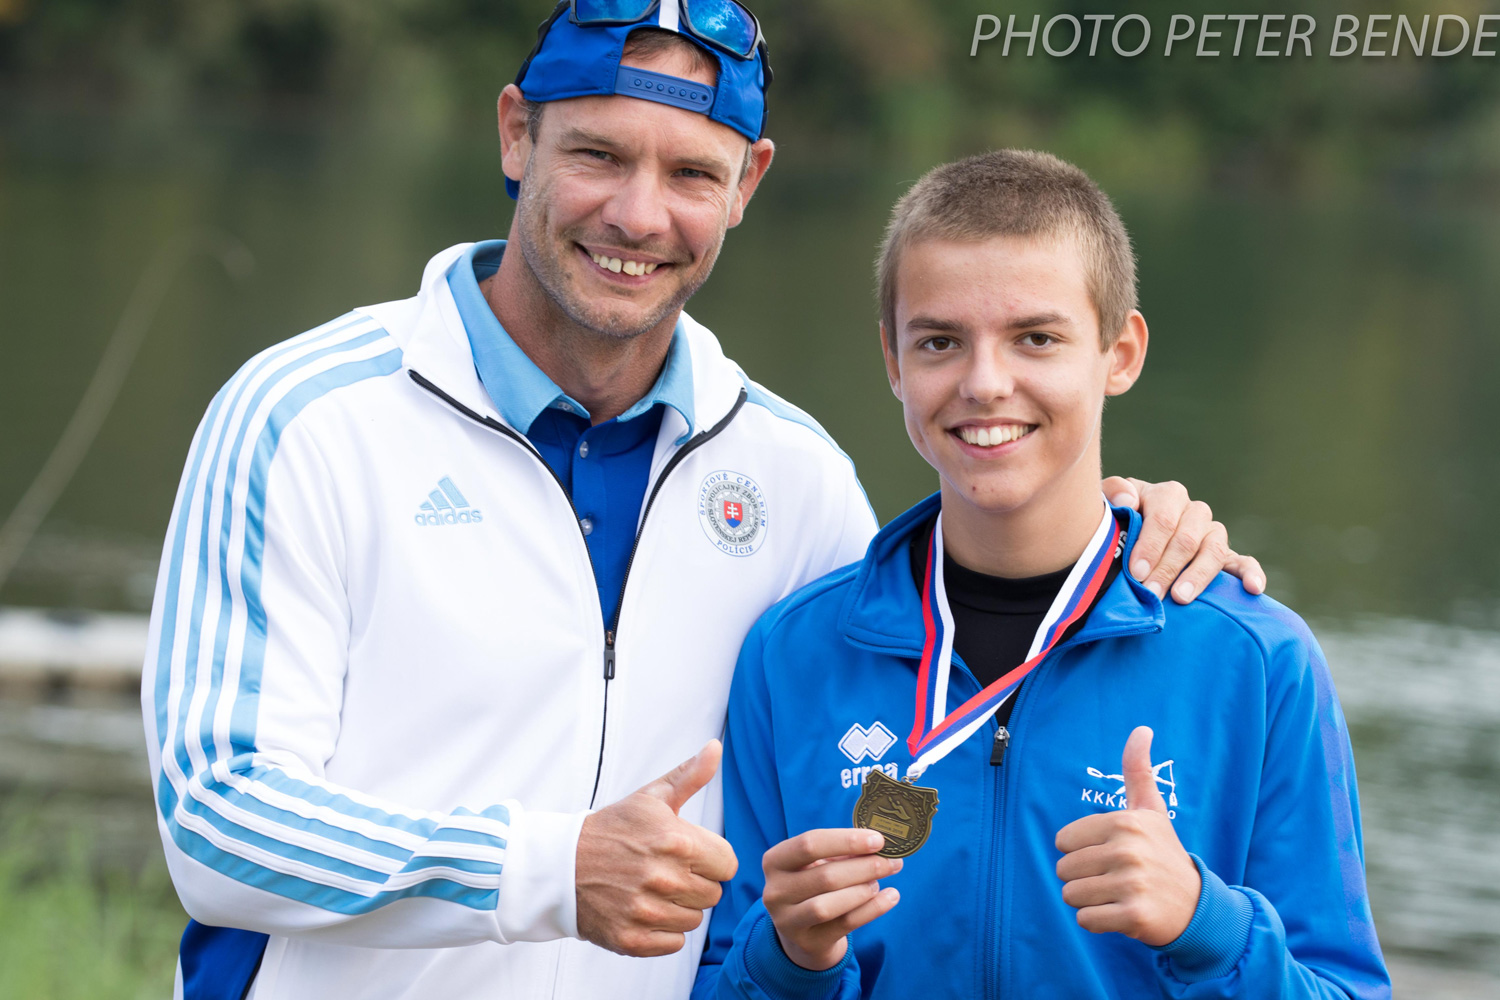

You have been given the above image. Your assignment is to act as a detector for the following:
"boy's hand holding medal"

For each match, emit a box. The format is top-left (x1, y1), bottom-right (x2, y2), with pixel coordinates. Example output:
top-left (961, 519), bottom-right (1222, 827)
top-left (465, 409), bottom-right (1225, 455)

top-left (761, 828), bottom-right (903, 971)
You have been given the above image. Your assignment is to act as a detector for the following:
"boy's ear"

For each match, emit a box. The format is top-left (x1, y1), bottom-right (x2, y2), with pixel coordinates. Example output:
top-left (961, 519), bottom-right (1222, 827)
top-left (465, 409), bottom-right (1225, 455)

top-left (1104, 311), bottom-right (1148, 397)
top-left (880, 322), bottom-right (903, 400)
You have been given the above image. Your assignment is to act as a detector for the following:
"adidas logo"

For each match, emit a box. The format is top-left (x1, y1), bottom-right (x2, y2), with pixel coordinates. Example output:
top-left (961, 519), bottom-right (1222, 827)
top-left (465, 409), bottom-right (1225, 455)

top-left (415, 476), bottom-right (484, 526)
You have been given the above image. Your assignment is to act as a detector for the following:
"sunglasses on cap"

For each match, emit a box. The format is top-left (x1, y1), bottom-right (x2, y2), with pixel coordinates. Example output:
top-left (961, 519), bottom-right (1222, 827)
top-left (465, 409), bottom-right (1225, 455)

top-left (570, 0), bottom-right (768, 65)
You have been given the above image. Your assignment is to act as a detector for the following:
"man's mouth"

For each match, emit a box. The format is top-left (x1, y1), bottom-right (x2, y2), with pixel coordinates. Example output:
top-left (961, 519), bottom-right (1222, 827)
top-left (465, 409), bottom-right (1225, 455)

top-left (954, 424), bottom-right (1037, 448)
top-left (584, 247), bottom-right (663, 277)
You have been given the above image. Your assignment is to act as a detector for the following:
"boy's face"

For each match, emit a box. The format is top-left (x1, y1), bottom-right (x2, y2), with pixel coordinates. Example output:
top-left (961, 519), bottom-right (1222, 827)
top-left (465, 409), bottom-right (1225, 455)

top-left (882, 234), bottom-right (1147, 519)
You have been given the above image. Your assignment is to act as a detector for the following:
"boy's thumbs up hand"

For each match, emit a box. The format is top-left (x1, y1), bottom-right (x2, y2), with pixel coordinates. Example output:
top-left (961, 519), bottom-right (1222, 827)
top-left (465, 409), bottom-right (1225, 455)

top-left (1053, 726), bottom-right (1201, 947)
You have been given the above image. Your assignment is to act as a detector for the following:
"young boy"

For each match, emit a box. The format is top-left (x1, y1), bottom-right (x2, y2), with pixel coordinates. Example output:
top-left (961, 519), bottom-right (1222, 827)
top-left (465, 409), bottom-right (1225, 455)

top-left (692, 151), bottom-right (1389, 999)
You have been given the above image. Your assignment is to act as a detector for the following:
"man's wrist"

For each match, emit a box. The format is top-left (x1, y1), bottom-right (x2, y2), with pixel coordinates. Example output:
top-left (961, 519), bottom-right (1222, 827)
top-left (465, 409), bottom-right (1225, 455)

top-left (494, 806), bottom-right (590, 944)
top-left (1151, 854), bottom-right (1254, 982)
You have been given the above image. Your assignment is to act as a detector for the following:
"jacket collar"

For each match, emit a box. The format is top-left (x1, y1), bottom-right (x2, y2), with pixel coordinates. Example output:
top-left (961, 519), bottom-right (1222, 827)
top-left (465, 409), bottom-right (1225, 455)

top-left (378, 243), bottom-right (746, 440)
top-left (838, 494), bottom-right (1165, 658)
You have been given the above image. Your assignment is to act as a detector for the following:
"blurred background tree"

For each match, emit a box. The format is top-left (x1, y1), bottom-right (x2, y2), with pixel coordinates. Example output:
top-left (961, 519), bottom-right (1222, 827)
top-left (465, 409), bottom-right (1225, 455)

top-left (2, 1), bottom-right (1499, 194)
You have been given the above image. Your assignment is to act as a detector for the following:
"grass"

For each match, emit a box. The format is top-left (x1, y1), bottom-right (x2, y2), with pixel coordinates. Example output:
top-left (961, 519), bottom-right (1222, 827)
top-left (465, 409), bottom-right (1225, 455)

top-left (0, 817), bottom-right (184, 999)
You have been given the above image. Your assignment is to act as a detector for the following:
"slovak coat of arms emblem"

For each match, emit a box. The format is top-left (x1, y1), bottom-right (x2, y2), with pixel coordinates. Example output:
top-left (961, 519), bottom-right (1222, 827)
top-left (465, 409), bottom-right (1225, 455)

top-left (697, 471), bottom-right (768, 557)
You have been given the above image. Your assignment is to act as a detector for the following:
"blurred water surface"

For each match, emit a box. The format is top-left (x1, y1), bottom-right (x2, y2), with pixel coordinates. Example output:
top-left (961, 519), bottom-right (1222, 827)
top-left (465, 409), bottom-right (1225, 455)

top-left (1, 113), bottom-right (1498, 980)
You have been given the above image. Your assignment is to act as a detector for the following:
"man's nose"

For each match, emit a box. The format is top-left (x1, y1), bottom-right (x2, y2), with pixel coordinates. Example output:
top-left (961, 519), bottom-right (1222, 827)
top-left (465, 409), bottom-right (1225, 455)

top-left (600, 168), bottom-right (672, 243)
top-left (959, 343), bottom-right (1015, 403)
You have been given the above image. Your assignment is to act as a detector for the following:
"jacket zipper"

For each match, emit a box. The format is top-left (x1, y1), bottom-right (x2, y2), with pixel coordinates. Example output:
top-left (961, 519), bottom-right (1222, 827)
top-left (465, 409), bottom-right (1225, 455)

top-left (980, 632), bottom-right (1097, 999)
top-left (408, 370), bottom-right (747, 806)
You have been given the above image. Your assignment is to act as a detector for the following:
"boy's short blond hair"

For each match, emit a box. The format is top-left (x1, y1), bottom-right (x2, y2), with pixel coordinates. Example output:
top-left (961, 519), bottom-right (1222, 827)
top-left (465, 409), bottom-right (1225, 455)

top-left (877, 149), bottom-right (1137, 347)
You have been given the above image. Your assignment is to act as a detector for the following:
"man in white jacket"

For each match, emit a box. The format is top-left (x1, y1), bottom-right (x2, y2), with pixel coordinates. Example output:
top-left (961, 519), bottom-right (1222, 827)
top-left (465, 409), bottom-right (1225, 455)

top-left (142, 3), bottom-right (1263, 998)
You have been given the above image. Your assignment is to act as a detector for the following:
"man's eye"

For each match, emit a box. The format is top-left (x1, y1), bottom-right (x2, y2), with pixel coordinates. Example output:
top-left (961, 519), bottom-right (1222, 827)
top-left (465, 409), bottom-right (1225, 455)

top-left (922, 336), bottom-right (955, 352)
top-left (581, 149), bottom-right (612, 161)
top-left (1022, 332), bottom-right (1055, 347)
top-left (678, 168), bottom-right (707, 179)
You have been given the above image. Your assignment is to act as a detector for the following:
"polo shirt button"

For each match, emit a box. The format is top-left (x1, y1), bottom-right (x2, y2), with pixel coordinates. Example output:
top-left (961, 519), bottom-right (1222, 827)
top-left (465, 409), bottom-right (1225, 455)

top-left (558, 402), bottom-right (572, 413)
top-left (580, 517), bottom-right (594, 536)
top-left (578, 440), bottom-right (590, 458)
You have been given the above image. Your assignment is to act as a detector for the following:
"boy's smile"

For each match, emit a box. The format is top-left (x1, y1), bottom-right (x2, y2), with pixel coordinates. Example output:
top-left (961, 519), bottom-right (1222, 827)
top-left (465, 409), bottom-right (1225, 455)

top-left (883, 234), bottom-right (1147, 575)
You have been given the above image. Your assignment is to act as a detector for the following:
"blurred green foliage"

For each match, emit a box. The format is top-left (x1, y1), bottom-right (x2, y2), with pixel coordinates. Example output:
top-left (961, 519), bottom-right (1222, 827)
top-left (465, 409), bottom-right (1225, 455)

top-left (0, 817), bottom-right (182, 999)
top-left (1, 1), bottom-right (1498, 186)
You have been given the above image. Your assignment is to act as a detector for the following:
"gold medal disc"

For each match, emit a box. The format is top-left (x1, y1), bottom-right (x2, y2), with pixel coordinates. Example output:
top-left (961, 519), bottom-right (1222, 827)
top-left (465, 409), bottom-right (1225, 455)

top-left (852, 768), bottom-right (939, 858)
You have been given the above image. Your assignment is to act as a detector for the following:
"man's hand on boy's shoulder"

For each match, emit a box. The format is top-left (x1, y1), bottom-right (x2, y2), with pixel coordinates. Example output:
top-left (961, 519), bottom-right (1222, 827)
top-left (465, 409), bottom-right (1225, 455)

top-left (1053, 727), bottom-right (1201, 948)
top-left (1103, 477), bottom-right (1267, 606)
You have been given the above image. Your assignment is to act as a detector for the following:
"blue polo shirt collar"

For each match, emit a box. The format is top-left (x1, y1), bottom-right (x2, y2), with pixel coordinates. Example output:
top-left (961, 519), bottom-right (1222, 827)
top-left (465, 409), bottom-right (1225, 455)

top-left (446, 240), bottom-right (695, 437)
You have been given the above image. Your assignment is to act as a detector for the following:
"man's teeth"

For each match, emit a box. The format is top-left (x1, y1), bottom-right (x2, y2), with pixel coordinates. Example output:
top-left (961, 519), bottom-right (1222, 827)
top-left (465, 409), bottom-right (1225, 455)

top-left (958, 424), bottom-right (1035, 447)
top-left (589, 251), bottom-right (660, 276)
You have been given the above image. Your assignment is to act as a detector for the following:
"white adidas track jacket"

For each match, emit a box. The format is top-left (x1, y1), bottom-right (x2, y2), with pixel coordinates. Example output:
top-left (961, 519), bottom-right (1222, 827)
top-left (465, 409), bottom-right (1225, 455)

top-left (141, 244), bottom-right (878, 999)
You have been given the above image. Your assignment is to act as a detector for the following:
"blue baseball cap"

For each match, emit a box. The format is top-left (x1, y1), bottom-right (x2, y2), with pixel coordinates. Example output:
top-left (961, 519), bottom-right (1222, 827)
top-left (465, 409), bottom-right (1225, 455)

top-left (507, 0), bottom-right (771, 199)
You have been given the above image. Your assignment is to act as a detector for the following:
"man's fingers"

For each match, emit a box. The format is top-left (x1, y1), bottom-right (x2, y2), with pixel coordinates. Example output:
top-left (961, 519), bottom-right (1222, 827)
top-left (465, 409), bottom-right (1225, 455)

top-left (765, 828), bottom-right (885, 874)
top-left (668, 871), bottom-right (727, 912)
top-left (1224, 552), bottom-right (1267, 595)
top-left (1159, 521), bottom-right (1231, 604)
top-left (1125, 481), bottom-right (1190, 593)
top-left (1101, 475), bottom-right (1141, 510)
top-left (687, 828), bottom-right (739, 884)
top-left (1141, 500), bottom-right (1214, 601)
top-left (612, 928), bottom-right (690, 958)
top-left (1122, 726), bottom-right (1168, 814)
top-left (638, 740), bottom-right (721, 814)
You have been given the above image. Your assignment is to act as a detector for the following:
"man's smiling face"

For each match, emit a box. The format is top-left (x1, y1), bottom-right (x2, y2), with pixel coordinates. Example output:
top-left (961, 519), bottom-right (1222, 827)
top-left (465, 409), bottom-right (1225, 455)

top-left (883, 234), bottom-right (1144, 519)
top-left (503, 46), bottom-right (766, 341)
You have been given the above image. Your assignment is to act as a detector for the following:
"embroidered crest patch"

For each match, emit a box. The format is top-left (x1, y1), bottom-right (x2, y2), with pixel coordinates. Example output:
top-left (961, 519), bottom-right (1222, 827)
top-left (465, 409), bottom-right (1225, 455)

top-left (697, 471), bottom-right (768, 557)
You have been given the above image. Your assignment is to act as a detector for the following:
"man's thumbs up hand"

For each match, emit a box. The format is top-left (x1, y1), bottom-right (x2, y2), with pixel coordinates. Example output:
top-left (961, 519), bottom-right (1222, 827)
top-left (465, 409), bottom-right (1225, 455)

top-left (577, 741), bottom-right (739, 957)
top-left (639, 738), bottom-right (724, 814)
top-left (1053, 726), bottom-right (1201, 947)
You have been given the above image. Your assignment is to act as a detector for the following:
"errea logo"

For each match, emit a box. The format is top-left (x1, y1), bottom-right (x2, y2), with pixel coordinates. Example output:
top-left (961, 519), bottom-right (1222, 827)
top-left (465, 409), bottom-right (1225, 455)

top-left (415, 477), bottom-right (484, 527)
top-left (838, 722), bottom-right (900, 789)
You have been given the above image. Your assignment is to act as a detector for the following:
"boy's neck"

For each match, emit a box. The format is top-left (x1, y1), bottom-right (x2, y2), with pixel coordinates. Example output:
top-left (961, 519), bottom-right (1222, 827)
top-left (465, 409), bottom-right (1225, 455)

top-left (938, 473), bottom-right (1107, 580)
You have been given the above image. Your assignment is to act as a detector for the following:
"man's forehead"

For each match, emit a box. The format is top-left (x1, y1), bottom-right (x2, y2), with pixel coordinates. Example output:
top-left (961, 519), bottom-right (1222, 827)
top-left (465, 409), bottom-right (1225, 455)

top-left (545, 84), bottom-right (746, 171)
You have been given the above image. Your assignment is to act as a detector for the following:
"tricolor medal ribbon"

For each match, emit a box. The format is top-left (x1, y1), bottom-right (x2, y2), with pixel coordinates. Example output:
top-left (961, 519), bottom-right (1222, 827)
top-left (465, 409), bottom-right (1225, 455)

top-left (904, 502), bottom-right (1121, 783)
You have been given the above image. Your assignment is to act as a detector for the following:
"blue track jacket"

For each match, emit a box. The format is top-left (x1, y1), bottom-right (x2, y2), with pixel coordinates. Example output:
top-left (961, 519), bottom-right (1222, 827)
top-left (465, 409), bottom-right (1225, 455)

top-left (694, 496), bottom-right (1389, 1000)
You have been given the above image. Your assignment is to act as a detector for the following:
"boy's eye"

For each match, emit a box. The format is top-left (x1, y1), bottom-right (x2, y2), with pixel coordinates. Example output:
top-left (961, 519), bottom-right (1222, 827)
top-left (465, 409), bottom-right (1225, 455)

top-left (1021, 332), bottom-right (1055, 347)
top-left (921, 336), bottom-right (956, 352)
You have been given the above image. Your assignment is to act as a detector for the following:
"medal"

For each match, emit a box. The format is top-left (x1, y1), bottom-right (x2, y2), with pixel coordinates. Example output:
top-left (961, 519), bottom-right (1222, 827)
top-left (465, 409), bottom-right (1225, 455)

top-left (852, 768), bottom-right (939, 858)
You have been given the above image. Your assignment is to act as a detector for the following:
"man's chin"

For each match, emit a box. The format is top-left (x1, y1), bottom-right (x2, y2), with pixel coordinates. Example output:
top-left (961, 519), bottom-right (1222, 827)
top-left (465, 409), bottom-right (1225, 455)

top-left (563, 303), bottom-right (675, 341)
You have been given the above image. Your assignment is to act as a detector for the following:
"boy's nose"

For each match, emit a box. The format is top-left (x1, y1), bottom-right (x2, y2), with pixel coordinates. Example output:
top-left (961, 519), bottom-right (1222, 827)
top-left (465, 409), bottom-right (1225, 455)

top-left (959, 345), bottom-right (1016, 403)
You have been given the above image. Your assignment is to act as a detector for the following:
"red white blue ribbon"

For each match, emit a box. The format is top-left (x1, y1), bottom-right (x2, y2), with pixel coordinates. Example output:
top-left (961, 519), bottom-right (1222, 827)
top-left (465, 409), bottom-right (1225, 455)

top-left (904, 502), bottom-right (1121, 781)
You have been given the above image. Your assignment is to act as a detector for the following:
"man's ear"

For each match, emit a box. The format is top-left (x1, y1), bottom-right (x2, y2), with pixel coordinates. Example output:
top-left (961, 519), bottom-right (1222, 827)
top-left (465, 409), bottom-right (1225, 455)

top-left (727, 138), bottom-right (775, 229)
top-left (1104, 310), bottom-right (1149, 397)
top-left (880, 322), bottom-right (903, 400)
top-left (498, 84), bottom-right (533, 189)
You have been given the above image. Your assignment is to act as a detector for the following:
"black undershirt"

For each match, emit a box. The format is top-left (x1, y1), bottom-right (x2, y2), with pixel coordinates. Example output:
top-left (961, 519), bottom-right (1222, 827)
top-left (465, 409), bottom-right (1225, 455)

top-left (907, 515), bottom-right (1122, 730)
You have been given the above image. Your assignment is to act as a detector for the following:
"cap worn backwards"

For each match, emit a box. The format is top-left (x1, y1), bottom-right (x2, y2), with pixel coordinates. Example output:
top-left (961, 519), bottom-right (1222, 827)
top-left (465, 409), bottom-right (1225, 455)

top-left (507, 0), bottom-right (770, 199)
